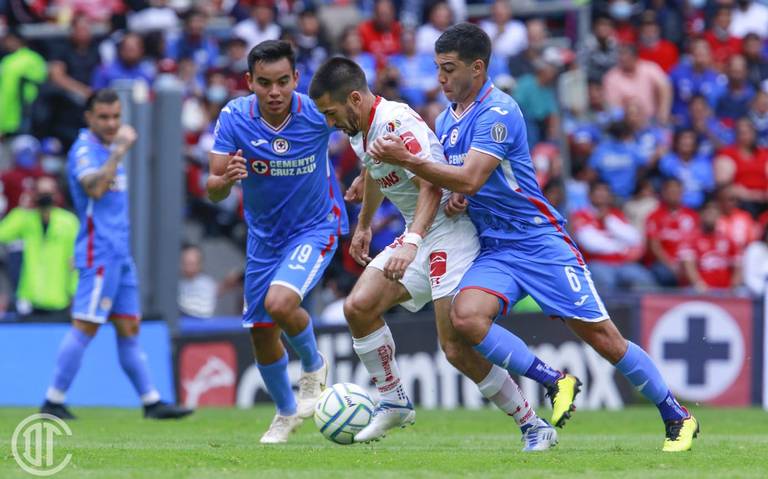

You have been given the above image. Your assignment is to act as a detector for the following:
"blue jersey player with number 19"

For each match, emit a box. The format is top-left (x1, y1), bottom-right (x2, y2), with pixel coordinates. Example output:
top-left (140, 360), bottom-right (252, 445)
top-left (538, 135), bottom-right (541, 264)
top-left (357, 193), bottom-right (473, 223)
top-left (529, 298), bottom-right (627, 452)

top-left (370, 23), bottom-right (698, 452)
top-left (207, 41), bottom-right (349, 444)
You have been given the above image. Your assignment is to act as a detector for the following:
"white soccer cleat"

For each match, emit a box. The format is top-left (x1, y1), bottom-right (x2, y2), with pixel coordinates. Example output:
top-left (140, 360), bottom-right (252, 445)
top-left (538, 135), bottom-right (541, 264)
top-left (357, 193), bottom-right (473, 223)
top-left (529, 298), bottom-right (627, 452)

top-left (353, 400), bottom-right (416, 443)
top-left (297, 354), bottom-right (328, 418)
top-left (259, 413), bottom-right (303, 444)
top-left (521, 418), bottom-right (558, 452)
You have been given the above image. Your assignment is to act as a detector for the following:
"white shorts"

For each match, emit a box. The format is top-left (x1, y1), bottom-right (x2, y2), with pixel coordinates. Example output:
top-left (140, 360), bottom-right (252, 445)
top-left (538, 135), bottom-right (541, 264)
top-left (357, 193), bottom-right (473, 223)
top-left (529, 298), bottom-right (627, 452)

top-left (368, 215), bottom-right (480, 312)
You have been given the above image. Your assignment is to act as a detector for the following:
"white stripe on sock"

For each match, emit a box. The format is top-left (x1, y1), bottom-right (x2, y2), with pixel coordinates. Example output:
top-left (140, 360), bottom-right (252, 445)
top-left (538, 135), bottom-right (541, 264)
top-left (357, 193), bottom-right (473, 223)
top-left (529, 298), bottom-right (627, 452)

top-left (141, 390), bottom-right (160, 405)
top-left (46, 387), bottom-right (66, 404)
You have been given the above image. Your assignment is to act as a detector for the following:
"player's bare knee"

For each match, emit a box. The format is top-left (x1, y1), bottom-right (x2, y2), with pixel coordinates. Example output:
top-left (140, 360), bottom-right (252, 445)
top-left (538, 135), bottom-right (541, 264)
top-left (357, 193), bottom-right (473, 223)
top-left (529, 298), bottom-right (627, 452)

top-left (343, 290), bottom-right (376, 323)
top-left (73, 319), bottom-right (99, 336)
top-left (115, 320), bottom-right (139, 337)
top-left (263, 289), bottom-right (300, 320)
top-left (440, 337), bottom-right (466, 368)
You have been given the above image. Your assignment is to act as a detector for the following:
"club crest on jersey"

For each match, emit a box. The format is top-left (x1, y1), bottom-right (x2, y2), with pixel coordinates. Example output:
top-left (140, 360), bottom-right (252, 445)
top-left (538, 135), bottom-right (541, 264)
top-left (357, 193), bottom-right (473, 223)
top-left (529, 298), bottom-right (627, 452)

top-left (100, 297), bottom-right (112, 311)
top-left (251, 160), bottom-right (270, 175)
top-left (449, 128), bottom-right (459, 145)
top-left (385, 119), bottom-right (401, 133)
top-left (272, 137), bottom-right (290, 154)
top-left (491, 122), bottom-right (508, 143)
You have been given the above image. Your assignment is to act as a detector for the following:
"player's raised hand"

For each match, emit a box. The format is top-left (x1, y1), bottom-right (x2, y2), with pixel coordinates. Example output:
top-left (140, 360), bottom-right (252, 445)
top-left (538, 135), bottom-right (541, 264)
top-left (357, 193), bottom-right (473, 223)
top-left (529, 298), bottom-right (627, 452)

top-left (349, 226), bottom-right (373, 266)
top-left (224, 149), bottom-right (248, 184)
top-left (383, 242), bottom-right (416, 281)
top-left (345, 172), bottom-right (365, 203)
top-left (445, 193), bottom-right (468, 217)
top-left (369, 134), bottom-right (408, 166)
top-left (113, 125), bottom-right (138, 152)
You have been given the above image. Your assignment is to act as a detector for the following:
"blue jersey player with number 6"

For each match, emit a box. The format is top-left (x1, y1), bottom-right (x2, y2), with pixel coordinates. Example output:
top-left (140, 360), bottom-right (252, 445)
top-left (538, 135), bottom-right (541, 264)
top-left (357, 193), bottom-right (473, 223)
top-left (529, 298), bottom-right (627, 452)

top-left (369, 23), bottom-right (698, 452)
top-left (207, 40), bottom-right (348, 444)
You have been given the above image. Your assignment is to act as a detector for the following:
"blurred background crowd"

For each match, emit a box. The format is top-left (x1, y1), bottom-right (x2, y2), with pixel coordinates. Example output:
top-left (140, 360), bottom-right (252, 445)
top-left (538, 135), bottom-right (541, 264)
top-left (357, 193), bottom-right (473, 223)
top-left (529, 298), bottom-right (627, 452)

top-left (1, 0), bottom-right (767, 324)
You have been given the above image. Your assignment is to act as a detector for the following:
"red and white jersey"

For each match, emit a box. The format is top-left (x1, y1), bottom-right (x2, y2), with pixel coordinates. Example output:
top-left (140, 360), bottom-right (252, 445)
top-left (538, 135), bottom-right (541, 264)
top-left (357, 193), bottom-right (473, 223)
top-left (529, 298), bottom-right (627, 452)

top-left (571, 207), bottom-right (643, 264)
top-left (716, 208), bottom-right (756, 254)
top-left (645, 205), bottom-right (700, 263)
top-left (679, 231), bottom-right (738, 288)
top-left (350, 96), bottom-right (452, 233)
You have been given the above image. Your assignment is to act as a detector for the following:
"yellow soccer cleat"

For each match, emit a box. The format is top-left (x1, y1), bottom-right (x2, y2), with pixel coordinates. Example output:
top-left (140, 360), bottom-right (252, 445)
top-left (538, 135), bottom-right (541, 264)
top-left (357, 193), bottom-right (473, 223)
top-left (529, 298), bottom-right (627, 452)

top-left (662, 414), bottom-right (699, 452)
top-left (546, 373), bottom-right (582, 428)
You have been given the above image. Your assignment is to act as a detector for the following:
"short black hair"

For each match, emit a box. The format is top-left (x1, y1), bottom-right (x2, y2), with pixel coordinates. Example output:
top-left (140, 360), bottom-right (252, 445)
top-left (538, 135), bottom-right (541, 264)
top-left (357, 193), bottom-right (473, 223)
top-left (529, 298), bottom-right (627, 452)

top-left (309, 57), bottom-right (369, 103)
top-left (247, 40), bottom-right (296, 76)
top-left (435, 23), bottom-right (491, 70)
top-left (85, 88), bottom-right (120, 111)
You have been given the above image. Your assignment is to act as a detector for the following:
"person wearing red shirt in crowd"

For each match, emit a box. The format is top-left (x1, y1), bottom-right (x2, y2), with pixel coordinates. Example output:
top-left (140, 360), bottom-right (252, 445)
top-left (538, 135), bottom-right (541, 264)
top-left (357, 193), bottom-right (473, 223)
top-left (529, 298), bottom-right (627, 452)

top-left (715, 184), bottom-right (756, 254)
top-left (715, 118), bottom-right (768, 216)
top-left (358, 0), bottom-right (402, 66)
top-left (645, 177), bottom-right (700, 286)
top-left (637, 11), bottom-right (679, 73)
top-left (680, 200), bottom-right (742, 291)
top-left (1, 135), bottom-right (48, 212)
top-left (703, 6), bottom-right (743, 71)
top-left (571, 182), bottom-right (655, 292)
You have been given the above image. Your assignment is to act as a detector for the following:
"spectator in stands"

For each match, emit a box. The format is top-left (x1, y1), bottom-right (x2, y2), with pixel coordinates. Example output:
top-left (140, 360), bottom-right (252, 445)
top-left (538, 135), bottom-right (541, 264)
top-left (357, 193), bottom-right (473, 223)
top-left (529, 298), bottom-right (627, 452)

top-left (218, 37), bottom-right (249, 95)
top-left (508, 18), bottom-right (548, 79)
top-left (358, 0), bottom-right (402, 62)
top-left (571, 182), bottom-right (654, 292)
top-left (178, 244), bottom-right (217, 318)
top-left (749, 90), bottom-right (768, 147)
top-left (715, 117), bottom-right (768, 216)
top-left (338, 26), bottom-right (377, 88)
top-left (645, 177), bottom-right (700, 286)
top-left (669, 38), bottom-right (723, 126)
top-left (0, 176), bottom-right (78, 315)
top-left (388, 29), bottom-right (440, 109)
top-left (589, 120), bottom-right (647, 201)
top-left (566, 80), bottom-right (622, 163)
top-left (742, 222), bottom-right (768, 297)
top-left (716, 184), bottom-right (757, 254)
top-left (686, 94), bottom-right (734, 158)
top-left (606, 0), bottom-right (637, 44)
top-left (730, 0), bottom-right (768, 39)
top-left (623, 177), bottom-right (659, 237)
top-left (416, 1), bottom-right (452, 55)
top-left (126, 0), bottom-right (180, 35)
top-left (704, 6), bottom-right (742, 70)
top-left (603, 44), bottom-right (671, 125)
top-left (742, 33), bottom-right (768, 89)
top-left (680, 200), bottom-right (741, 292)
top-left (2, 135), bottom-right (47, 212)
top-left (715, 54), bottom-right (755, 122)
top-left (513, 48), bottom-right (561, 148)
top-left (659, 129), bottom-right (714, 209)
top-left (480, 0), bottom-right (527, 59)
top-left (646, 0), bottom-right (684, 46)
top-left (625, 98), bottom-right (670, 166)
top-left (165, 8), bottom-right (219, 72)
top-left (577, 15), bottom-right (618, 81)
top-left (293, 8), bottom-right (331, 94)
top-left (233, 0), bottom-right (280, 51)
top-left (0, 28), bottom-right (47, 136)
top-left (637, 11), bottom-right (679, 73)
top-left (91, 33), bottom-right (156, 90)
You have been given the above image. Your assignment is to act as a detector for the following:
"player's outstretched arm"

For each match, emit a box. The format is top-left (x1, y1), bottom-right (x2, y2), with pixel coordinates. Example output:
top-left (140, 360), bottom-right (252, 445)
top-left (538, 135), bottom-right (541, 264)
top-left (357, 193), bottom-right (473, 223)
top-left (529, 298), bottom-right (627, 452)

top-left (80, 125), bottom-right (136, 199)
top-left (369, 134), bottom-right (497, 195)
top-left (206, 149), bottom-right (248, 203)
top-left (350, 172), bottom-right (384, 266)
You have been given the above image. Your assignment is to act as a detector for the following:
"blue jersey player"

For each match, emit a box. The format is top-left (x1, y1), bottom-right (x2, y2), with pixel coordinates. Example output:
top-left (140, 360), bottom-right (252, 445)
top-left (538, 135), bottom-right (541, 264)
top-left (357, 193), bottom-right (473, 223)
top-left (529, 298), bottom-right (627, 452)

top-left (370, 24), bottom-right (698, 452)
top-left (41, 89), bottom-right (192, 421)
top-left (206, 41), bottom-right (348, 444)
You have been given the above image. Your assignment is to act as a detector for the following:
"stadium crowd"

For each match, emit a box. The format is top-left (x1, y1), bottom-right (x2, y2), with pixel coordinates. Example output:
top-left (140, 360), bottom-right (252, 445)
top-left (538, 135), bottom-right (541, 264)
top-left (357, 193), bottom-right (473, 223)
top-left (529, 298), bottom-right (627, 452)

top-left (0, 0), bottom-right (767, 320)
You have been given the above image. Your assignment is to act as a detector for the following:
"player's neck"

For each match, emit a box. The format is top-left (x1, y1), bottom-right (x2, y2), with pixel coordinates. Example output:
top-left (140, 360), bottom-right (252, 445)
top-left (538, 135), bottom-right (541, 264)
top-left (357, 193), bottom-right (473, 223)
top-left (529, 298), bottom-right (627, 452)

top-left (258, 101), bottom-right (292, 129)
top-left (455, 76), bottom-right (487, 115)
top-left (360, 93), bottom-right (378, 137)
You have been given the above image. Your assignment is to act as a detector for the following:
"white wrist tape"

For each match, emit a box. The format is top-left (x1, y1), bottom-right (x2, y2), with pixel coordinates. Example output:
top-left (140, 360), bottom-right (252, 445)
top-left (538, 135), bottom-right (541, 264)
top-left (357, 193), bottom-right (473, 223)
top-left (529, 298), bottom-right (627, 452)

top-left (403, 232), bottom-right (423, 248)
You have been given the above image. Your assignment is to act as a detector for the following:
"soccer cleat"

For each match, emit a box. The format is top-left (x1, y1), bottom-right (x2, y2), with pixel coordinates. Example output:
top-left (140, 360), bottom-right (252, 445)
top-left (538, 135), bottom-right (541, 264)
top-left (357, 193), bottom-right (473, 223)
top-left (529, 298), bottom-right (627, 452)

top-left (353, 400), bottom-right (416, 443)
top-left (296, 354), bottom-right (328, 419)
top-left (546, 373), bottom-right (582, 428)
top-left (521, 418), bottom-right (558, 452)
top-left (143, 401), bottom-right (194, 420)
top-left (663, 414), bottom-right (699, 452)
top-left (40, 400), bottom-right (76, 420)
top-left (260, 413), bottom-right (303, 444)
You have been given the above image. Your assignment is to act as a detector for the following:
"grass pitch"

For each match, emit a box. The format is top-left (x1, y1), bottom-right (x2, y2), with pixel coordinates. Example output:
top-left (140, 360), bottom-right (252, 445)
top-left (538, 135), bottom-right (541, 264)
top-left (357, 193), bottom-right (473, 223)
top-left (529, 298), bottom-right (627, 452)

top-left (1, 406), bottom-right (766, 479)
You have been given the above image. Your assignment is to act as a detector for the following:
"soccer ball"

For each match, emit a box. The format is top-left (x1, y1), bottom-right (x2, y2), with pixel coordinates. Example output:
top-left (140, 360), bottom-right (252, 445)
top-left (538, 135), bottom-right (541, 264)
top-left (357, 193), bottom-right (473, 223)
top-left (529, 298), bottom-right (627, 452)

top-left (314, 383), bottom-right (374, 445)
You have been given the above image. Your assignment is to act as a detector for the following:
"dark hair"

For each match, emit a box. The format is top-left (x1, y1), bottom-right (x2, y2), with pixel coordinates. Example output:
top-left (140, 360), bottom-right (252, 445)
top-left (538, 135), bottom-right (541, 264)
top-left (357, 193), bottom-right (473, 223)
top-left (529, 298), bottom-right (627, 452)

top-left (247, 40), bottom-right (296, 76)
top-left (309, 57), bottom-right (369, 102)
top-left (85, 88), bottom-right (120, 111)
top-left (435, 23), bottom-right (491, 70)
top-left (589, 180), bottom-right (612, 194)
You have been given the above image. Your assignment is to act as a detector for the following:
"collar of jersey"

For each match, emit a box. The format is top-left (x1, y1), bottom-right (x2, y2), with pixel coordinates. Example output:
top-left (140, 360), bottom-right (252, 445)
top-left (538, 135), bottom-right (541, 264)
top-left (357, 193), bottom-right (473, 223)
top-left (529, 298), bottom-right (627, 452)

top-left (249, 91), bottom-right (303, 120)
top-left (81, 128), bottom-right (109, 150)
top-left (449, 78), bottom-right (495, 121)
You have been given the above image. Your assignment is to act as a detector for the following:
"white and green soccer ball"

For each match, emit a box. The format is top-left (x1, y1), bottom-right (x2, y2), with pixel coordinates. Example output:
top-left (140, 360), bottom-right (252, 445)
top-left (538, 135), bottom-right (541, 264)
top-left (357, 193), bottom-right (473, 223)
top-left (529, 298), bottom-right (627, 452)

top-left (314, 383), bottom-right (374, 445)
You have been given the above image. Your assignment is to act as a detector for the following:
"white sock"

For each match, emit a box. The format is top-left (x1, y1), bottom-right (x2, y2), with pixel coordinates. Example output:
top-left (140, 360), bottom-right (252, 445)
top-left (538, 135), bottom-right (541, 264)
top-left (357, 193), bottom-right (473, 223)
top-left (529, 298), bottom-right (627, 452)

top-left (141, 390), bottom-right (161, 405)
top-left (477, 365), bottom-right (537, 430)
top-left (352, 325), bottom-right (408, 405)
top-left (46, 387), bottom-right (66, 404)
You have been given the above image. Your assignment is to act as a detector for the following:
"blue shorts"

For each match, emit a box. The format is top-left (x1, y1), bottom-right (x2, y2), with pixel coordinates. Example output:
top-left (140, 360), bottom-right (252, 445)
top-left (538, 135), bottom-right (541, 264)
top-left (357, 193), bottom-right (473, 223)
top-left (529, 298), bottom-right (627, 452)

top-left (72, 258), bottom-right (141, 324)
top-left (243, 223), bottom-right (338, 328)
top-left (458, 233), bottom-right (609, 321)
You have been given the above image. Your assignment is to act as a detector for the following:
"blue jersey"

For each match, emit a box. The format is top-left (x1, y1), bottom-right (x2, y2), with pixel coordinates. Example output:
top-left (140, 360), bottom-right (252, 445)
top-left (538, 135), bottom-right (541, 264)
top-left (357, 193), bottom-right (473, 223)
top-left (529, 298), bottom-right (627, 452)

top-left (212, 92), bottom-right (348, 247)
top-left (67, 129), bottom-right (131, 268)
top-left (436, 79), bottom-right (565, 241)
top-left (669, 61), bottom-right (725, 123)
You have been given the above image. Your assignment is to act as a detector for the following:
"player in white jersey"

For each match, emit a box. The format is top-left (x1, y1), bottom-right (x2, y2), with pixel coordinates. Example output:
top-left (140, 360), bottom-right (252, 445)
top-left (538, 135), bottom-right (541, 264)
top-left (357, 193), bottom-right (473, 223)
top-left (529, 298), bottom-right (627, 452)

top-left (309, 58), bottom-right (557, 450)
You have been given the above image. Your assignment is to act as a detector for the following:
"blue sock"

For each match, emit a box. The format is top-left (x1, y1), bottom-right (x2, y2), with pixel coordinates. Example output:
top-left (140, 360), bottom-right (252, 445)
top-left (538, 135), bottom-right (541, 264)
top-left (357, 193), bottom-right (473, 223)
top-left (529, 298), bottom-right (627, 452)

top-left (284, 320), bottom-right (323, 372)
top-left (615, 342), bottom-right (687, 421)
top-left (117, 335), bottom-right (157, 399)
top-left (524, 357), bottom-right (563, 387)
top-left (258, 352), bottom-right (297, 416)
top-left (50, 328), bottom-right (93, 397)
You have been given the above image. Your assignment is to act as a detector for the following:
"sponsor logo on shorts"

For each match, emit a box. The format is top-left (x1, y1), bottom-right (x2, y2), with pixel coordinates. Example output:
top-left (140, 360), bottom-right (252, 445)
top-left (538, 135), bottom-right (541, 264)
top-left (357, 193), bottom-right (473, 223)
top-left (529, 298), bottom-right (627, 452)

top-left (429, 251), bottom-right (447, 286)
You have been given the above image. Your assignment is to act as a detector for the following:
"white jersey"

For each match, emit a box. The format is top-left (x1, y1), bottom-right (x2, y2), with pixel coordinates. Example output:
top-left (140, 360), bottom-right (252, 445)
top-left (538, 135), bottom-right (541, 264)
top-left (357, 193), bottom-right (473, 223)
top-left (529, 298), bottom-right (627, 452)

top-left (350, 97), bottom-right (451, 233)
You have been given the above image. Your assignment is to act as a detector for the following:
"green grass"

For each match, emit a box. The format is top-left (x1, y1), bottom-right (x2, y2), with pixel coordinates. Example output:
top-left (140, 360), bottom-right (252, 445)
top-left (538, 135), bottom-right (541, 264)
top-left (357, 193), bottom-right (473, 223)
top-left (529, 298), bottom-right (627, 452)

top-left (1, 406), bottom-right (766, 479)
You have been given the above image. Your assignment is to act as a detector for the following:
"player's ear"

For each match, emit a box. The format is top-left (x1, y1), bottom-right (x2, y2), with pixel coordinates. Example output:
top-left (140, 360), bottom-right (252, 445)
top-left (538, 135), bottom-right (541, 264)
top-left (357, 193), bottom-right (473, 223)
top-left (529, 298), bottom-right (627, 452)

top-left (349, 90), bottom-right (362, 106)
top-left (292, 69), bottom-right (299, 85)
top-left (472, 59), bottom-right (484, 77)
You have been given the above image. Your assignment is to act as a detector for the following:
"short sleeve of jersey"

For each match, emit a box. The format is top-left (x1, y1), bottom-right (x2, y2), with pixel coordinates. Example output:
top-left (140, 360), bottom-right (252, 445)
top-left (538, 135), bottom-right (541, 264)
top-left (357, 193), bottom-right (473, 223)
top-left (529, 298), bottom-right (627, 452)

top-left (211, 106), bottom-right (237, 154)
top-left (469, 106), bottom-right (520, 162)
top-left (389, 109), bottom-right (433, 180)
top-left (71, 143), bottom-right (101, 181)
